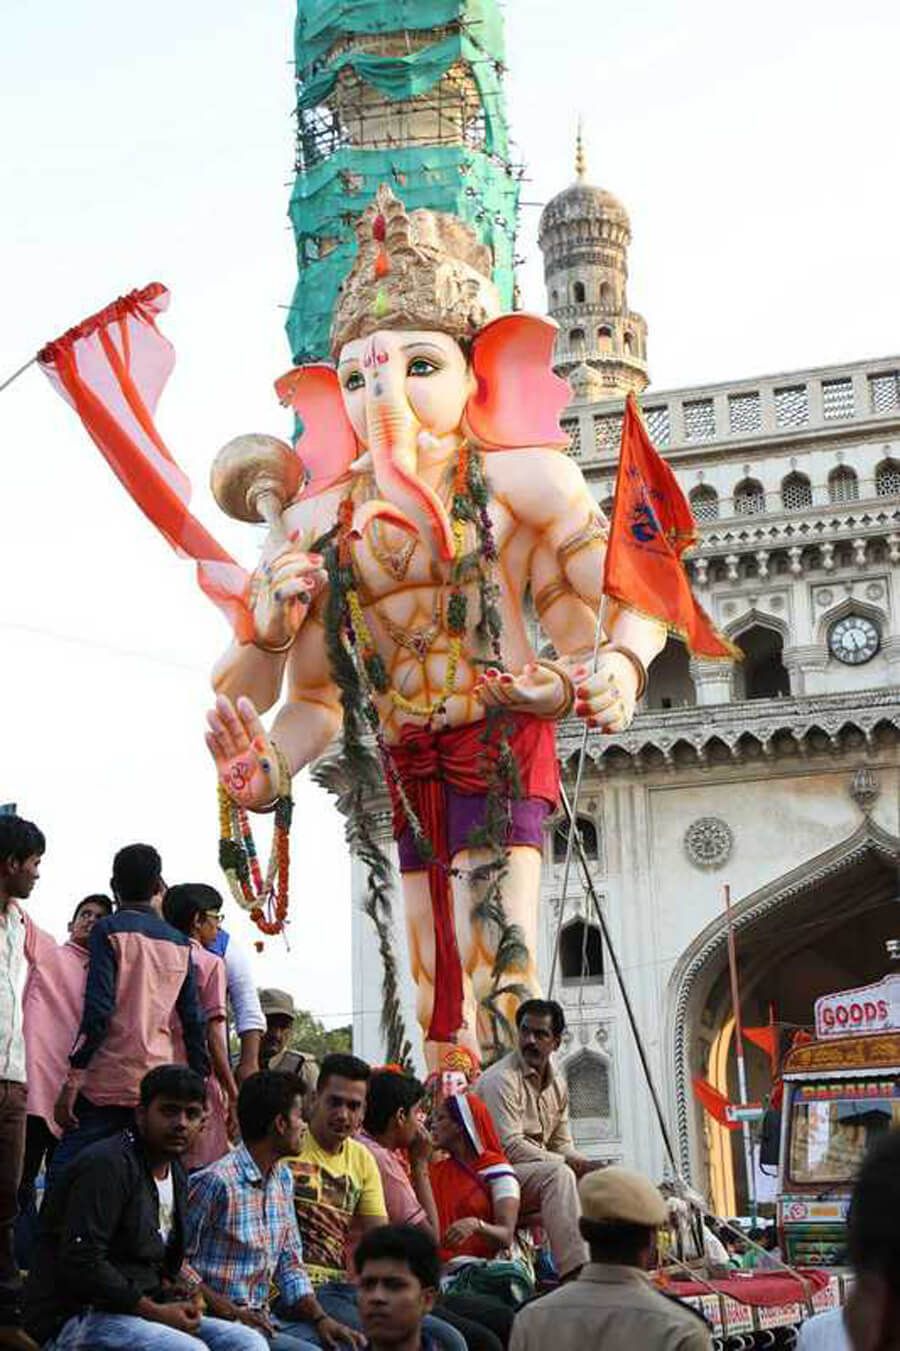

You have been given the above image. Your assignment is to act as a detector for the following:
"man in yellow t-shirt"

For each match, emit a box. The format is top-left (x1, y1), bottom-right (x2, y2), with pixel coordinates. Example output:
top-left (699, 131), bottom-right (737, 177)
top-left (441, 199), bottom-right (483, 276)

top-left (282, 1054), bottom-right (385, 1341)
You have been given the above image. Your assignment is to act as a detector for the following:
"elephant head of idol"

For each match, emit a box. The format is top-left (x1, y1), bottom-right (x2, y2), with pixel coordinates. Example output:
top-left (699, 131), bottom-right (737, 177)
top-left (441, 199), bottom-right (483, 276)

top-left (274, 185), bottom-right (571, 557)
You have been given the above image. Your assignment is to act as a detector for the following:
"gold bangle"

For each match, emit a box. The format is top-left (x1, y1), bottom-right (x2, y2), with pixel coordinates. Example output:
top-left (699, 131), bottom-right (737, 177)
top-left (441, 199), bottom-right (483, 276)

top-left (253, 741), bottom-right (293, 813)
top-left (253, 632), bottom-right (295, 655)
top-left (600, 644), bottom-right (648, 700)
top-left (533, 658), bottom-right (575, 720)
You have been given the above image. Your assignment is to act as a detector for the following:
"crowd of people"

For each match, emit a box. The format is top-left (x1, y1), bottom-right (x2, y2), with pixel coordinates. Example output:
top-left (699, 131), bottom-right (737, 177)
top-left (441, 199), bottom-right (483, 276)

top-left (1, 813), bottom-right (898, 1351)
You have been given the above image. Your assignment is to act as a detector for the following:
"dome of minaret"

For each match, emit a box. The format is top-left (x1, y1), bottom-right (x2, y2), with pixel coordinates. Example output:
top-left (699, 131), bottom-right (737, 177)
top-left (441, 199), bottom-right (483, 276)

top-left (538, 126), bottom-right (630, 240)
top-left (538, 123), bottom-right (649, 398)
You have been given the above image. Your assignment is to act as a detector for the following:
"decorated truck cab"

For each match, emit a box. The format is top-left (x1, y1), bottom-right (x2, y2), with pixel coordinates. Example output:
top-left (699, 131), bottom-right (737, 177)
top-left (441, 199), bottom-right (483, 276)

top-left (778, 971), bottom-right (900, 1269)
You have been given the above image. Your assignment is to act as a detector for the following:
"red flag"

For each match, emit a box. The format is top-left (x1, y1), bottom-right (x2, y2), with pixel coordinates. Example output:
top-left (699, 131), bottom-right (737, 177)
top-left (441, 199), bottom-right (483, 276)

top-left (604, 394), bottom-right (740, 659)
top-left (744, 1025), bottom-right (777, 1062)
top-left (37, 284), bottom-right (254, 641)
top-left (692, 1076), bottom-right (739, 1130)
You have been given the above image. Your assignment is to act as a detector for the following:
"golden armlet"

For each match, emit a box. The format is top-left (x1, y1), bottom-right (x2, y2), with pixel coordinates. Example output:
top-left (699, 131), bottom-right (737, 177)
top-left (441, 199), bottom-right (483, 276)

top-left (533, 658), bottom-right (576, 720)
top-left (557, 516), bottom-right (608, 568)
top-left (600, 643), bottom-right (648, 700)
top-left (532, 577), bottom-right (572, 619)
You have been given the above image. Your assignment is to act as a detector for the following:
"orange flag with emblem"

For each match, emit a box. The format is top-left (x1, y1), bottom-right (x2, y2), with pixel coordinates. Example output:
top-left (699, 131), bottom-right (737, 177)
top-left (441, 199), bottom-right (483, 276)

top-left (604, 394), bottom-right (740, 659)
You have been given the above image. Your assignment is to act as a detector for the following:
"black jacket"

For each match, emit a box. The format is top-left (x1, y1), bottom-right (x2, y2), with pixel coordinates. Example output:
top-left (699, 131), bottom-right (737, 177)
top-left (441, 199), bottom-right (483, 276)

top-left (24, 1129), bottom-right (187, 1344)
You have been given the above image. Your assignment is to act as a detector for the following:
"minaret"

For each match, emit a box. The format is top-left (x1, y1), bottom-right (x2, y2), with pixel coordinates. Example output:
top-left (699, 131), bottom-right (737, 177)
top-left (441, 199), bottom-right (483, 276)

top-left (538, 127), bottom-right (648, 398)
top-left (287, 2), bottom-right (520, 362)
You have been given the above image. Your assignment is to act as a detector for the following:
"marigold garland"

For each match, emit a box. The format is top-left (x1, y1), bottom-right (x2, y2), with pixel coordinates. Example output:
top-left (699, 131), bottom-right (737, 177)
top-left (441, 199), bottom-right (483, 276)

top-left (217, 775), bottom-right (293, 937)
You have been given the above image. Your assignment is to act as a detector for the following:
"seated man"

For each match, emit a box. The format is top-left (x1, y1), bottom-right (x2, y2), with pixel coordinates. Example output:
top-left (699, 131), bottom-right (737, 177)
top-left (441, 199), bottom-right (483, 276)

top-left (474, 999), bottom-right (601, 1280)
top-left (24, 1065), bottom-right (267, 1351)
top-left (284, 1057), bottom-right (465, 1351)
top-left (354, 1227), bottom-right (442, 1351)
top-left (185, 1071), bottom-right (354, 1350)
top-left (359, 1070), bottom-right (511, 1351)
top-left (509, 1169), bottom-right (711, 1351)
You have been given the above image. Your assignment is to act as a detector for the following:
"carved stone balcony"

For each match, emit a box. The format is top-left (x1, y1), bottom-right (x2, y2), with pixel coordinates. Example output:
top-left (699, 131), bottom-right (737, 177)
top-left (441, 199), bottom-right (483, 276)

top-left (556, 688), bottom-right (900, 776)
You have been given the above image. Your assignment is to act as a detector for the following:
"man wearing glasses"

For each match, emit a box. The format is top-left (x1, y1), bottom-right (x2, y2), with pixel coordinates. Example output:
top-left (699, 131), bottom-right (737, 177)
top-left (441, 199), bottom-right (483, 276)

top-left (474, 999), bottom-right (604, 1281)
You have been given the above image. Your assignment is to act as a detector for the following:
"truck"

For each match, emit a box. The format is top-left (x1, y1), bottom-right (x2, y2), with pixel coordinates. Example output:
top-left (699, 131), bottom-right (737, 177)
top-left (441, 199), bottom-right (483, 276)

top-left (777, 969), bottom-right (900, 1284)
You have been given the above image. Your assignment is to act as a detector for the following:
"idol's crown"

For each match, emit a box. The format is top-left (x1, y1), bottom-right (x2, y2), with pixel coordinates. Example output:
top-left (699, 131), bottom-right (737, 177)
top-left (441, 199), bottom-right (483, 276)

top-left (330, 184), bottom-right (501, 357)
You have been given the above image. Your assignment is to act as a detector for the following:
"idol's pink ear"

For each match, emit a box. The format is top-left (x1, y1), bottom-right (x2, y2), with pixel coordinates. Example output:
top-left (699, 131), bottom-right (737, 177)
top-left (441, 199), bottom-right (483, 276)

top-left (274, 364), bottom-right (360, 498)
top-left (465, 314), bottom-right (571, 450)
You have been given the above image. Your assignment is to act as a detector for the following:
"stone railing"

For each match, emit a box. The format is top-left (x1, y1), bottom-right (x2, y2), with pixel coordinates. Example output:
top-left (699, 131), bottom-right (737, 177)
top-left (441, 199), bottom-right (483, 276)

top-left (556, 687), bottom-right (900, 773)
top-left (561, 355), bottom-right (900, 466)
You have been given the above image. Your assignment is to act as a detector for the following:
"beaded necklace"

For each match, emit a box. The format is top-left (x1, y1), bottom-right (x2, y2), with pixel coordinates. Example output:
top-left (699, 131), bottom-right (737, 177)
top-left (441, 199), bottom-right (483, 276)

top-left (217, 766), bottom-right (293, 938)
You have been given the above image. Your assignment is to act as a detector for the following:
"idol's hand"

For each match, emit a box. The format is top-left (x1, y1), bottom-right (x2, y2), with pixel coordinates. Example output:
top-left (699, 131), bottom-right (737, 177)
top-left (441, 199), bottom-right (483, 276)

top-left (205, 694), bottom-right (284, 810)
top-left (572, 651), bottom-right (639, 734)
top-left (474, 662), bottom-right (568, 720)
top-left (250, 545), bottom-right (327, 651)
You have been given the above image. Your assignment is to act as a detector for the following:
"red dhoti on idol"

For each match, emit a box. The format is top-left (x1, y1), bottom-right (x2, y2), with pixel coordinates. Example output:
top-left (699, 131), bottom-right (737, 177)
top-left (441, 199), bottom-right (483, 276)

top-left (384, 711), bottom-right (559, 1042)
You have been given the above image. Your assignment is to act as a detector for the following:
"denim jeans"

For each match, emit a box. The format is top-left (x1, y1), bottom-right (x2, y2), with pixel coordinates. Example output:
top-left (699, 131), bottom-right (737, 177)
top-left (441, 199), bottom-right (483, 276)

top-left (273, 1279), bottom-right (467, 1351)
top-left (46, 1098), bottom-right (134, 1188)
top-left (44, 1310), bottom-right (271, 1349)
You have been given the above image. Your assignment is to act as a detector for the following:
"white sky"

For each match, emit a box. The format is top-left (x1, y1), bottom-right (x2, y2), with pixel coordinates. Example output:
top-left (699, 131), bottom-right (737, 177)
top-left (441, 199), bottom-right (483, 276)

top-left (2, 0), bottom-right (899, 1028)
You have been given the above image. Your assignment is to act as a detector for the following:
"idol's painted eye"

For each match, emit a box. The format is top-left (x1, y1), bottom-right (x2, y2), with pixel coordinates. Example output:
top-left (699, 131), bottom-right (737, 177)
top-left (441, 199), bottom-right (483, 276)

top-left (343, 369), bottom-right (365, 392)
top-left (407, 356), bottom-right (438, 377)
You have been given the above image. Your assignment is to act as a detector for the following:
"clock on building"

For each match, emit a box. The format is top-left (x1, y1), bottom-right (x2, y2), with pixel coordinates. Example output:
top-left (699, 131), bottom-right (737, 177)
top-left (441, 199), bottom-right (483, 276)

top-left (828, 614), bottom-right (881, 665)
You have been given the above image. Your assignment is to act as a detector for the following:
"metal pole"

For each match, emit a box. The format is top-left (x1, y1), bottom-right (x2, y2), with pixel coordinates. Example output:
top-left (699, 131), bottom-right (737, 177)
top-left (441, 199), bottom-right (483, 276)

top-left (724, 883), bottom-right (757, 1225)
top-left (558, 781), bottom-right (680, 1177)
top-left (0, 355), bottom-right (37, 395)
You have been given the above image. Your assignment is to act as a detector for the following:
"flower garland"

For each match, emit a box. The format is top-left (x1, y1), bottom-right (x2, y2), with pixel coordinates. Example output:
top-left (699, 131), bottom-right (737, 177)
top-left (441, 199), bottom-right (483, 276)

top-left (218, 779), bottom-right (293, 938)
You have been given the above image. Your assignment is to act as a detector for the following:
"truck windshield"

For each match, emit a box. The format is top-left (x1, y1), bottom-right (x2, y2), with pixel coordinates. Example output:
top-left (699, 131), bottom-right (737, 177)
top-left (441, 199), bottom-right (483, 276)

top-left (789, 1080), bottom-right (900, 1184)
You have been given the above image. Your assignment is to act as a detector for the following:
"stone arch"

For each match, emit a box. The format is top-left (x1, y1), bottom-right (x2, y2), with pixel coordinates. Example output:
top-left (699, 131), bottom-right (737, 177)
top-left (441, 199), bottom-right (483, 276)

top-left (723, 607), bottom-right (790, 644)
top-left (565, 1048), bottom-right (611, 1119)
top-left (559, 918), bottom-right (604, 984)
top-left (597, 325), bottom-right (613, 353)
top-left (665, 819), bottom-right (900, 1183)
top-left (573, 280), bottom-right (586, 304)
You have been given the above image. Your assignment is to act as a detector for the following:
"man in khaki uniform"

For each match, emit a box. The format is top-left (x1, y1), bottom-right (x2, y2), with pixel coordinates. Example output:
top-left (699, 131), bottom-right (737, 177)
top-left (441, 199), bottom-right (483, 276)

top-left (474, 999), bottom-right (601, 1278)
top-left (257, 989), bottom-right (319, 1120)
top-left (509, 1168), bottom-right (712, 1351)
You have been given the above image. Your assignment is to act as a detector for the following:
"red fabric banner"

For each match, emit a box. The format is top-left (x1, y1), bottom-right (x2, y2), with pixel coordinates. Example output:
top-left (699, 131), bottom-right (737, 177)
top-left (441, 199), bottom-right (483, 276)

top-left (604, 394), bottom-right (740, 659)
top-left (692, 1076), bottom-right (739, 1129)
top-left (38, 284), bottom-right (253, 641)
top-left (665, 1268), bottom-right (829, 1309)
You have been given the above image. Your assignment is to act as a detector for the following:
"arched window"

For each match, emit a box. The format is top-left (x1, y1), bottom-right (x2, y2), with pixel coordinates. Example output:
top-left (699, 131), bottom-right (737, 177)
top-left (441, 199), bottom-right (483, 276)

top-left (559, 920), bottom-right (604, 984)
top-left (734, 625), bottom-right (790, 700)
top-left (645, 636), bottom-right (696, 710)
top-left (689, 484), bottom-right (719, 522)
top-left (597, 326), bottom-right (613, 353)
top-left (828, 465), bottom-right (859, 503)
top-left (623, 331), bottom-right (634, 355)
top-left (551, 289), bottom-right (559, 307)
top-left (599, 281), bottom-right (613, 309)
top-left (573, 281), bottom-right (586, 304)
top-left (875, 459), bottom-right (900, 498)
top-left (781, 472), bottom-right (812, 511)
top-left (733, 478), bottom-right (766, 515)
top-left (569, 327), bottom-right (585, 347)
top-left (566, 1051), bottom-right (611, 1119)
top-left (552, 815), bottom-right (598, 863)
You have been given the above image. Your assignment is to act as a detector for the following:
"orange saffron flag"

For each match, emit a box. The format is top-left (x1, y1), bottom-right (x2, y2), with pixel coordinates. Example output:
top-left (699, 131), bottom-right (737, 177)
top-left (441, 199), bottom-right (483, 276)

top-left (692, 1077), bottom-right (739, 1130)
top-left (744, 1025), bottom-right (778, 1063)
top-left (604, 394), bottom-right (740, 659)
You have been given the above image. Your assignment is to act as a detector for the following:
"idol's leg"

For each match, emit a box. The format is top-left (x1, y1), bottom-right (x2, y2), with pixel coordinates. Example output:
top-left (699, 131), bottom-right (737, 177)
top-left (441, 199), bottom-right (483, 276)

top-left (450, 845), bottom-right (542, 1055)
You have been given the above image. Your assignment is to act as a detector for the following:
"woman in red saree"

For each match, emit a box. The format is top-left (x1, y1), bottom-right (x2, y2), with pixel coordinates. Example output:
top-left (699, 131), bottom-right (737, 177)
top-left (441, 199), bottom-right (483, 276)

top-left (430, 1092), bottom-right (520, 1262)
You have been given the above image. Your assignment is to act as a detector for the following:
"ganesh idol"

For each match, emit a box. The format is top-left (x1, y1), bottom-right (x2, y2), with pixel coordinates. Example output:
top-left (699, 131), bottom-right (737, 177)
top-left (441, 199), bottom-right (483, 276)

top-left (205, 185), bottom-right (666, 1068)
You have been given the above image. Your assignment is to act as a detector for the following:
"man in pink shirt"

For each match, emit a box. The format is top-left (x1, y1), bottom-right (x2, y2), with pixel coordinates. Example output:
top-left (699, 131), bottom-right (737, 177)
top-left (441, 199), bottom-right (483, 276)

top-left (162, 883), bottom-right (238, 1170)
top-left (16, 893), bottom-right (111, 1265)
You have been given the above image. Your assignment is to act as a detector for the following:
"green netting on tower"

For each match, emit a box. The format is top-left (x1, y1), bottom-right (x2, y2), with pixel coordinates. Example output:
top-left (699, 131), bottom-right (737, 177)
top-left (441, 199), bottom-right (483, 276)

top-left (287, 0), bottom-right (519, 363)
